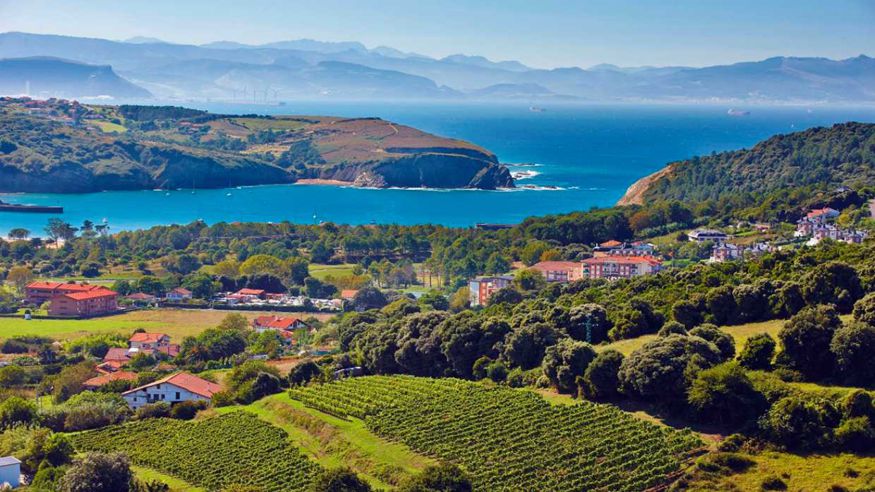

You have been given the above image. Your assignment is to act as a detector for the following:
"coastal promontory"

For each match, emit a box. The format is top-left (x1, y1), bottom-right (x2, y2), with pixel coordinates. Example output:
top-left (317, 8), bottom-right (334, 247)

top-left (0, 98), bottom-right (514, 193)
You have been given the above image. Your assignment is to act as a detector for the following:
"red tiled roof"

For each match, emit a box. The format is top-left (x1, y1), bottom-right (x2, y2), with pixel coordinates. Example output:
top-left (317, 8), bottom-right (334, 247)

top-left (103, 347), bottom-right (131, 362)
top-left (62, 289), bottom-right (118, 301)
top-left (26, 282), bottom-right (110, 293)
top-left (599, 240), bottom-right (623, 248)
top-left (123, 372), bottom-right (222, 399)
top-left (253, 316), bottom-right (306, 330)
top-left (170, 287), bottom-right (192, 295)
top-left (236, 288), bottom-right (265, 296)
top-left (531, 261), bottom-right (581, 271)
top-left (807, 207), bottom-right (839, 218)
top-left (126, 293), bottom-right (156, 300)
top-left (130, 332), bottom-right (169, 343)
top-left (341, 289), bottom-right (359, 299)
top-left (84, 371), bottom-right (138, 388)
top-left (583, 255), bottom-right (663, 266)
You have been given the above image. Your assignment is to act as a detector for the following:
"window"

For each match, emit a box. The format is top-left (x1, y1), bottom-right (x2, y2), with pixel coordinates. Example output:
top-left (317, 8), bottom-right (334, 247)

top-left (175, 392), bottom-right (180, 400)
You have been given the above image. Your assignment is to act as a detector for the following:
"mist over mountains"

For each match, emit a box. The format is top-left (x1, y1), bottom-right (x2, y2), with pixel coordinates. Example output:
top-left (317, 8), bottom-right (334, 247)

top-left (0, 31), bottom-right (873, 103)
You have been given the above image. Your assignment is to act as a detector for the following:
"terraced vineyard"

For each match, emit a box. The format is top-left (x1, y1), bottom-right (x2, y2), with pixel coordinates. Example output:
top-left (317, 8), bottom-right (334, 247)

top-left (71, 413), bottom-right (321, 491)
top-left (289, 376), bottom-right (703, 491)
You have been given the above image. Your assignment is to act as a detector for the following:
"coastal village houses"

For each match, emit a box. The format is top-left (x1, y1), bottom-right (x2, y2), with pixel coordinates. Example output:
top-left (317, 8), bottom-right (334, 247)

top-left (166, 287), bottom-right (193, 302)
top-left (582, 255), bottom-right (663, 280)
top-left (26, 281), bottom-right (119, 317)
top-left (252, 316), bottom-right (310, 343)
top-left (122, 372), bottom-right (222, 409)
top-left (530, 261), bottom-right (585, 282)
top-left (795, 207), bottom-right (868, 246)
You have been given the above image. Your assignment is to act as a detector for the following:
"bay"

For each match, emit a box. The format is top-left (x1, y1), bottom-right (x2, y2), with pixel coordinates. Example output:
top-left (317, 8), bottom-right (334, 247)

top-left (2, 102), bottom-right (875, 234)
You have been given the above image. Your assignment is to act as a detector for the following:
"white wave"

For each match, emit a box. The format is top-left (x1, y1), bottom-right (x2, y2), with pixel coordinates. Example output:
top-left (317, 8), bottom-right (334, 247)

top-left (511, 170), bottom-right (541, 180)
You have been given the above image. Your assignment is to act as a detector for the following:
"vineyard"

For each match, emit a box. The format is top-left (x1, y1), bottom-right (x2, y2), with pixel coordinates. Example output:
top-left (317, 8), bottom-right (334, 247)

top-left (71, 413), bottom-right (321, 491)
top-left (288, 376), bottom-right (704, 491)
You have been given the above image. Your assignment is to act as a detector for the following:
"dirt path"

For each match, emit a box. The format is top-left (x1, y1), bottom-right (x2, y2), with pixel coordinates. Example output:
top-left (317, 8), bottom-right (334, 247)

top-left (869, 198), bottom-right (875, 219)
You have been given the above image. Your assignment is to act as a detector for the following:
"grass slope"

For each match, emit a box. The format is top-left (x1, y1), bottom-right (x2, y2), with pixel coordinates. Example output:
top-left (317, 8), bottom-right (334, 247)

top-left (217, 393), bottom-right (435, 489)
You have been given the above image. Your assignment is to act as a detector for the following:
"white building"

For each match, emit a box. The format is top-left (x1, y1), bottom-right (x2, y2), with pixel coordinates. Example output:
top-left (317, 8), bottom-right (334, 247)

top-left (0, 456), bottom-right (20, 489)
top-left (122, 372), bottom-right (222, 409)
top-left (688, 229), bottom-right (729, 243)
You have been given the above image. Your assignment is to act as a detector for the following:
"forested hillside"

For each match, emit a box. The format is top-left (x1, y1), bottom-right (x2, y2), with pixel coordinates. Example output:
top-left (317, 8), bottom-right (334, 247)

top-left (620, 122), bottom-right (875, 205)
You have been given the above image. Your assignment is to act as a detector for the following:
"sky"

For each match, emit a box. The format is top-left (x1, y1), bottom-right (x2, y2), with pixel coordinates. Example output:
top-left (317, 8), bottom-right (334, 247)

top-left (0, 0), bottom-right (873, 68)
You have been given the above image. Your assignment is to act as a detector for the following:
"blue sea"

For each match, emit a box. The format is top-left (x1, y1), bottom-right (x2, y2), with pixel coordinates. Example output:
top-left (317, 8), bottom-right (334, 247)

top-left (2, 102), bottom-right (875, 234)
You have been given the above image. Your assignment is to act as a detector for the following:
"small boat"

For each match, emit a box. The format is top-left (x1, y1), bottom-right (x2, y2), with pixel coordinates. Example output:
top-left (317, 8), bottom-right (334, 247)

top-left (727, 108), bottom-right (750, 117)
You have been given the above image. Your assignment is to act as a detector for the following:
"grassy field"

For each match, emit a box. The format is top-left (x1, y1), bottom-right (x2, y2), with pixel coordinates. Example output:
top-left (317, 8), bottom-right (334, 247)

top-left (217, 392), bottom-right (434, 489)
top-left (308, 263), bottom-right (357, 281)
top-left (132, 466), bottom-right (205, 492)
top-left (90, 120), bottom-right (127, 133)
top-left (0, 308), bottom-right (337, 342)
top-left (687, 451), bottom-right (875, 491)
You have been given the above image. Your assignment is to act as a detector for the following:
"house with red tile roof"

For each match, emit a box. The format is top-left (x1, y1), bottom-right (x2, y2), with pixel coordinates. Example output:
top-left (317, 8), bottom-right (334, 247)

top-left (235, 288), bottom-right (266, 299)
top-left (25, 281), bottom-right (112, 305)
top-left (166, 287), bottom-right (193, 302)
top-left (122, 372), bottom-right (222, 409)
top-left (47, 289), bottom-right (118, 317)
top-left (252, 316), bottom-right (308, 332)
top-left (129, 333), bottom-right (180, 358)
top-left (530, 261), bottom-right (584, 283)
top-left (582, 255), bottom-right (663, 280)
top-left (340, 289), bottom-right (359, 300)
top-left (83, 371), bottom-right (138, 391)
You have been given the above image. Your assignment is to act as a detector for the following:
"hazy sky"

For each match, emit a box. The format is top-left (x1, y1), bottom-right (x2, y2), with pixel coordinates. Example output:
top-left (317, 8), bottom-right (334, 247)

top-left (1, 0), bottom-right (873, 68)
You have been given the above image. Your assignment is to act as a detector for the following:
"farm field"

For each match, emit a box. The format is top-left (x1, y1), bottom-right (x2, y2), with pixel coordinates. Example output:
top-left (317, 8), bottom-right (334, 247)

top-left (132, 466), bottom-right (205, 492)
top-left (685, 451), bottom-right (875, 491)
top-left (72, 413), bottom-right (321, 492)
top-left (0, 308), bottom-right (337, 342)
top-left (217, 393), bottom-right (435, 489)
top-left (289, 376), bottom-right (703, 491)
top-left (308, 263), bottom-right (357, 281)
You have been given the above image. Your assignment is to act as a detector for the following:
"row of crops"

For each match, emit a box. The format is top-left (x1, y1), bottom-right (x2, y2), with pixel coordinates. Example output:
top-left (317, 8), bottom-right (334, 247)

top-left (71, 413), bottom-right (321, 491)
top-left (289, 376), bottom-right (703, 492)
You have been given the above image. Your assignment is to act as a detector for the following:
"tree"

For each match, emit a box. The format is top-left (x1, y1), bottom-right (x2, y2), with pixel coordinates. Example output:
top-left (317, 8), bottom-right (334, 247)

top-left (0, 396), bottom-right (38, 429)
top-left (502, 323), bottom-right (561, 370)
top-left (672, 299), bottom-right (703, 328)
top-left (657, 321), bottom-right (688, 337)
top-left (240, 254), bottom-right (287, 277)
top-left (399, 463), bottom-right (473, 492)
top-left (853, 293), bottom-right (875, 326)
top-left (541, 338), bottom-right (597, 394)
top-left (287, 257), bottom-right (310, 285)
top-left (289, 361), bottom-right (323, 386)
top-left (488, 287), bottom-right (522, 306)
top-left (778, 305), bottom-right (842, 379)
top-left (706, 286), bottom-right (737, 325)
top-left (8, 228), bottom-right (29, 240)
top-left (514, 269), bottom-right (546, 292)
top-left (353, 287), bottom-right (387, 311)
top-left (182, 273), bottom-right (220, 299)
top-left (218, 313), bottom-right (248, 331)
top-left (449, 286), bottom-right (470, 312)
top-left (567, 304), bottom-right (612, 344)
top-left (737, 333), bottom-right (776, 371)
top-left (309, 467), bottom-right (371, 492)
top-left (418, 290), bottom-right (449, 311)
top-left (689, 324), bottom-right (735, 361)
top-left (760, 396), bottom-right (838, 451)
top-left (582, 350), bottom-right (624, 400)
top-left (484, 253), bottom-right (510, 275)
top-left (45, 218), bottom-right (77, 242)
top-left (687, 362), bottom-right (767, 426)
top-left (618, 334), bottom-right (723, 401)
top-left (800, 261), bottom-right (863, 313)
top-left (831, 321), bottom-right (875, 386)
top-left (7, 265), bottom-right (34, 293)
top-left (60, 452), bottom-right (134, 492)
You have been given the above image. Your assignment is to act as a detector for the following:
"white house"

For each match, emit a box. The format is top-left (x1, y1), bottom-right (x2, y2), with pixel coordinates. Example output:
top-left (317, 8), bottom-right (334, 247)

top-left (0, 456), bottom-right (20, 489)
top-left (122, 372), bottom-right (222, 409)
top-left (166, 287), bottom-right (193, 302)
top-left (688, 229), bottom-right (729, 243)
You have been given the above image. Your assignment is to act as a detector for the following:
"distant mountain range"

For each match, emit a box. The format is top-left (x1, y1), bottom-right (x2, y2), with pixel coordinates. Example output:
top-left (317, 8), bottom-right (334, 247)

top-left (0, 32), bottom-right (873, 103)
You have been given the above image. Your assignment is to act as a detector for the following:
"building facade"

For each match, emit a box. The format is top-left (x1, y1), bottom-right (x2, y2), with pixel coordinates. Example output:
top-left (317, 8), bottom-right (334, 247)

top-left (582, 255), bottom-right (662, 280)
top-left (530, 261), bottom-right (585, 282)
top-left (48, 289), bottom-right (118, 317)
top-left (468, 275), bottom-right (514, 306)
top-left (122, 372), bottom-right (221, 409)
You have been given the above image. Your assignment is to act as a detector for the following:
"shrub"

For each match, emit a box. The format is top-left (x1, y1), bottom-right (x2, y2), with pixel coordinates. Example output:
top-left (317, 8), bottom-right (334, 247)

top-left (853, 293), bottom-right (875, 326)
top-left (309, 467), bottom-right (371, 492)
top-left (689, 324), bottom-right (735, 361)
top-left (688, 362), bottom-right (767, 427)
top-left (618, 334), bottom-right (723, 401)
top-left (738, 333), bottom-right (776, 371)
top-left (135, 403), bottom-right (171, 420)
top-left (170, 400), bottom-right (207, 420)
top-left (0, 396), bottom-right (38, 429)
top-left (778, 305), bottom-right (842, 379)
top-left (831, 322), bottom-right (875, 385)
top-left (59, 452), bottom-right (134, 492)
top-left (289, 361), bottom-right (323, 386)
top-left (398, 462), bottom-right (473, 492)
top-left (657, 321), bottom-right (687, 337)
top-left (760, 475), bottom-right (787, 491)
top-left (834, 416), bottom-right (875, 452)
top-left (582, 350), bottom-right (624, 400)
top-left (567, 304), bottom-right (612, 344)
top-left (800, 261), bottom-right (863, 313)
top-left (760, 396), bottom-right (838, 451)
top-left (541, 339), bottom-right (597, 394)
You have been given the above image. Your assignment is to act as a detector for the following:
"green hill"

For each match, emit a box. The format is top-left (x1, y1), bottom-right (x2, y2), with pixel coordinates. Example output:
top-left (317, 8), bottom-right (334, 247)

top-left (0, 99), bottom-right (514, 192)
top-left (619, 122), bottom-right (875, 205)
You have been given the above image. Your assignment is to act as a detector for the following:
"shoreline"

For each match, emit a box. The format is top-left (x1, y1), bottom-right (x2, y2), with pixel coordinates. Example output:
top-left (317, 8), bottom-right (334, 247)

top-left (293, 178), bottom-right (355, 186)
